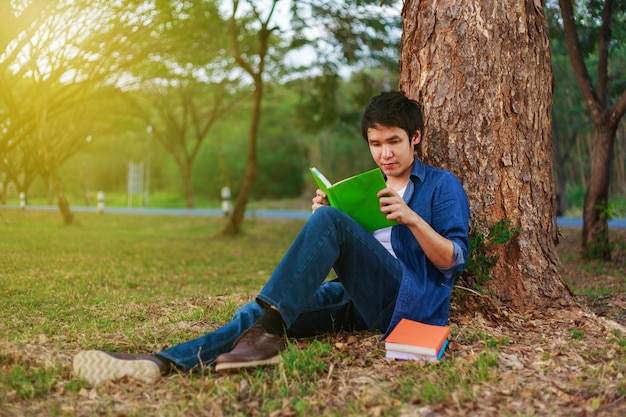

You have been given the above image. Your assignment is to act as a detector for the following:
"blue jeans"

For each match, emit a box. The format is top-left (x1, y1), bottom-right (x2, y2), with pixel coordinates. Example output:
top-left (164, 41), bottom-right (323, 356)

top-left (157, 206), bottom-right (403, 372)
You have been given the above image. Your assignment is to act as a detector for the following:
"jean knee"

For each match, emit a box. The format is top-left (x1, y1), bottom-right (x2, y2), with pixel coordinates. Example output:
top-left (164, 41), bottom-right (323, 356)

top-left (311, 206), bottom-right (346, 227)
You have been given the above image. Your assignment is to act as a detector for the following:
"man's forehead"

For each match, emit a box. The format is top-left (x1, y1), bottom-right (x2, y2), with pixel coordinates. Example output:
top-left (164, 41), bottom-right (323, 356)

top-left (367, 125), bottom-right (407, 139)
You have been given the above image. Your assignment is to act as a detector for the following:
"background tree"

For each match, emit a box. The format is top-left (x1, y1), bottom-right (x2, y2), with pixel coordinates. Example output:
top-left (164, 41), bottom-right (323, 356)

top-left (127, 0), bottom-right (236, 208)
top-left (2, 1), bottom-right (98, 223)
top-left (135, 81), bottom-right (234, 208)
top-left (291, 0), bottom-right (402, 74)
top-left (0, 1), bottom-right (58, 172)
top-left (223, 0), bottom-right (402, 234)
top-left (0, 0), bottom-right (154, 223)
top-left (399, 0), bottom-right (572, 310)
top-left (293, 68), bottom-right (398, 181)
top-left (1, 1), bottom-right (406, 219)
top-left (557, 0), bottom-right (626, 260)
top-left (546, 6), bottom-right (590, 217)
top-left (290, 1), bottom-right (401, 182)
top-left (223, 0), bottom-right (282, 234)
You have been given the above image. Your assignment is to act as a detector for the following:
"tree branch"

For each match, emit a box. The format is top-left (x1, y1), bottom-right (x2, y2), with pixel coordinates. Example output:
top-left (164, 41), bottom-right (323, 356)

top-left (558, 0), bottom-right (603, 121)
top-left (610, 90), bottom-right (626, 126)
top-left (596, 0), bottom-right (614, 106)
top-left (229, 0), bottom-right (255, 77)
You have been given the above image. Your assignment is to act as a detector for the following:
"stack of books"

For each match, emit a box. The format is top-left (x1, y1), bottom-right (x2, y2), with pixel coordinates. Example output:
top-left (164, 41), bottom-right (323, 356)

top-left (384, 318), bottom-right (450, 361)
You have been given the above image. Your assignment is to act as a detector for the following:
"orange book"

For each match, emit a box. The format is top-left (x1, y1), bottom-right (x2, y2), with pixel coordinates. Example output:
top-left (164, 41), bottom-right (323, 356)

top-left (384, 318), bottom-right (450, 356)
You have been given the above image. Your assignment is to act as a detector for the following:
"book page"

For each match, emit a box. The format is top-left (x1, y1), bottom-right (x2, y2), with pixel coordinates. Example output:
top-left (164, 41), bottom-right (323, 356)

top-left (310, 167), bottom-right (332, 189)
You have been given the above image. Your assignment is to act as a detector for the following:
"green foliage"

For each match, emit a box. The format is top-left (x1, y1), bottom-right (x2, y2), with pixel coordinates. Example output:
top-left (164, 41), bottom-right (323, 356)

top-left (293, 68), bottom-right (398, 137)
top-left (290, 0), bottom-right (402, 69)
top-left (393, 347), bottom-right (500, 406)
top-left (570, 328), bottom-right (585, 340)
top-left (485, 335), bottom-right (510, 348)
top-left (0, 363), bottom-right (58, 400)
top-left (597, 200), bottom-right (616, 222)
top-left (0, 1), bottom-right (402, 214)
top-left (0, 0), bottom-right (160, 212)
top-left (475, 349), bottom-right (499, 382)
top-left (546, 0), bottom-right (626, 219)
top-left (609, 329), bottom-right (626, 347)
top-left (279, 339), bottom-right (332, 396)
top-left (585, 200), bottom-right (619, 259)
top-left (458, 219), bottom-right (520, 293)
top-left (294, 72), bottom-right (343, 132)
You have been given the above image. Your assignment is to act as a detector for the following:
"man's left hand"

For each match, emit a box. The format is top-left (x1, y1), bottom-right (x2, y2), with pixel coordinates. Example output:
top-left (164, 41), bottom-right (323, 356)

top-left (377, 188), bottom-right (418, 226)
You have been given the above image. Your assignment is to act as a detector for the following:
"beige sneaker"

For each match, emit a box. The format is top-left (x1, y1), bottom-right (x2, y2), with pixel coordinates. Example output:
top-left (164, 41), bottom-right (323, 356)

top-left (73, 350), bottom-right (167, 385)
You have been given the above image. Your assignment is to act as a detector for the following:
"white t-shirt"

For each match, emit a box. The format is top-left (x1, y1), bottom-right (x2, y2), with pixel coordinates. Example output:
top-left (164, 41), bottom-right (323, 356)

top-left (373, 185), bottom-right (407, 258)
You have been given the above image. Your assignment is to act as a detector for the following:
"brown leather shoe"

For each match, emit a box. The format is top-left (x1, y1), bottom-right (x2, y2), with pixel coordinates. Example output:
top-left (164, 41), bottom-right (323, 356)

top-left (215, 325), bottom-right (285, 372)
top-left (73, 350), bottom-right (170, 385)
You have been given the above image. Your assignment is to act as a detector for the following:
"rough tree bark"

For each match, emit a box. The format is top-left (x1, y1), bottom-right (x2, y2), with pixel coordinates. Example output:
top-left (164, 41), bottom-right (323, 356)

top-left (399, 0), bottom-right (572, 311)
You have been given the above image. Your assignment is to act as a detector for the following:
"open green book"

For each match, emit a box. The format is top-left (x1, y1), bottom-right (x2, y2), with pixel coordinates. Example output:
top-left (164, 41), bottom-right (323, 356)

top-left (310, 167), bottom-right (397, 232)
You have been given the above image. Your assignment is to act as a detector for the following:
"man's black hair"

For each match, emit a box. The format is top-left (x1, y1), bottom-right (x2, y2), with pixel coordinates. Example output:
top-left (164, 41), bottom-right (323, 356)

top-left (360, 91), bottom-right (424, 151)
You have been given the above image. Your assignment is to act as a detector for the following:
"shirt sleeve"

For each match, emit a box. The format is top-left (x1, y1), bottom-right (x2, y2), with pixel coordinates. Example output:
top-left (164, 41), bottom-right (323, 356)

top-left (437, 241), bottom-right (466, 279)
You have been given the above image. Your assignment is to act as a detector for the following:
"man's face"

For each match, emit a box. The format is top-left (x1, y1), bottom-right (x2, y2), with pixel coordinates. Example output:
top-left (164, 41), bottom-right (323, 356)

top-left (367, 125), bottom-right (419, 180)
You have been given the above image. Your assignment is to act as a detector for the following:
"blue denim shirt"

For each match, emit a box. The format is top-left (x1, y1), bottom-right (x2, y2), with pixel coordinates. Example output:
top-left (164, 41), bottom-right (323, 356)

top-left (384, 158), bottom-right (470, 337)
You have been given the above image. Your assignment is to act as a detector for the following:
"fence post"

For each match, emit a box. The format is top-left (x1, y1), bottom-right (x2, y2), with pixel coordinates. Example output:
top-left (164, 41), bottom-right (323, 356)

top-left (97, 191), bottom-right (104, 214)
top-left (221, 186), bottom-right (231, 216)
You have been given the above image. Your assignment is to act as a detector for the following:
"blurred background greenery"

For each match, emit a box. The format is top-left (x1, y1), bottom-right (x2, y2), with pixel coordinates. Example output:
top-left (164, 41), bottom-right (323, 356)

top-left (1, 0), bottom-right (625, 218)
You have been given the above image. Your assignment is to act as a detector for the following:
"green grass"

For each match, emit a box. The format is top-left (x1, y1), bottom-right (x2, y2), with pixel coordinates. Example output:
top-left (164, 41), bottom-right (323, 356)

top-left (0, 210), bottom-right (299, 346)
top-left (1, 209), bottom-right (624, 416)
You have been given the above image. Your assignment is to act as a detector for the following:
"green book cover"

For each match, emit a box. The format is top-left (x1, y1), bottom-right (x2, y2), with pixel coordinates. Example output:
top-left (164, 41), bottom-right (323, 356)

top-left (310, 167), bottom-right (397, 232)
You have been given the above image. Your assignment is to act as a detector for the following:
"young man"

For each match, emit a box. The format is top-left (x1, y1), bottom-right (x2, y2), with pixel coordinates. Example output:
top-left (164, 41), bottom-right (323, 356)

top-left (73, 91), bottom-right (470, 385)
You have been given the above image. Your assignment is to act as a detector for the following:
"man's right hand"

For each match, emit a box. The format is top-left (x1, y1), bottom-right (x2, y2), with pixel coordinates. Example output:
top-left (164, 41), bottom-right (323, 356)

top-left (311, 189), bottom-right (329, 213)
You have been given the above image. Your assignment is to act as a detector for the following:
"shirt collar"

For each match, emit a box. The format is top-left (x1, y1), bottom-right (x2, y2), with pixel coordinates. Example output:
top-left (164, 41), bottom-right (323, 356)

top-left (410, 157), bottom-right (426, 182)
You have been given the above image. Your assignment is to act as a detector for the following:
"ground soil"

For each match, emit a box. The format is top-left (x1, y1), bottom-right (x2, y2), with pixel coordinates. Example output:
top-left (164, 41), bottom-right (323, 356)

top-left (325, 227), bottom-right (626, 416)
top-left (557, 228), bottom-right (626, 327)
top-left (2, 228), bottom-right (625, 416)
top-left (264, 225), bottom-right (626, 416)
top-left (406, 227), bottom-right (626, 416)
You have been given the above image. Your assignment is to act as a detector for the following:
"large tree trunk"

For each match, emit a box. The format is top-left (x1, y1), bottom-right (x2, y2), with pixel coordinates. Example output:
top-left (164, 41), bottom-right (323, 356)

top-left (582, 125), bottom-right (616, 259)
top-left (399, 0), bottom-right (572, 311)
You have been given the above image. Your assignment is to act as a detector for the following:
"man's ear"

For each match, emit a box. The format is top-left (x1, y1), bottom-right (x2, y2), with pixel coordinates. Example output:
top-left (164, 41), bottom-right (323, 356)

top-left (412, 131), bottom-right (421, 145)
